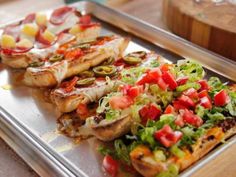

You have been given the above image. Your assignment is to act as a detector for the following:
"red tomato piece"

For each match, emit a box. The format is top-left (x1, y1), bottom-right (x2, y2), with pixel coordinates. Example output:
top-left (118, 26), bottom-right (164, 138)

top-left (127, 85), bottom-right (143, 99)
top-left (76, 103), bottom-right (89, 118)
top-left (119, 84), bottom-right (132, 95)
top-left (50, 6), bottom-right (75, 25)
top-left (109, 96), bottom-right (133, 110)
top-left (214, 90), bottom-right (230, 107)
top-left (154, 125), bottom-right (182, 148)
top-left (160, 63), bottom-right (172, 72)
top-left (60, 76), bottom-right (79, 93)
top-left (156, 77), bottom-right (168, 91)
top-left (164, 105), bottom-right (175, 114)
top-left (103, 155), bottom-right (119, 177)
top-left (176, 76), bottom-right (189, 86)
top-left (136, 73), bottom-right (152, 85)
top-left (199, 96), bottom-right (212, 109)
top-left (79, 15), bottom-right (91, 24)
top-left (148, 68), bottom-right (162, 79)
top-left (174, 115), bottom-right (185, 127)
top-left (162, 71), bottom-right (178, 90)
top-left (139, 103), bottom-right (161, 124)
top-left (180, 109), bottom-right (203, 127)
top-left (183, 88), bottom-right (198, 100)
top-left (198, 80), bottom-right (210, 91)
top-left (173, 100), bottom-right (188, 111)
top-left (178, 95), bottom-right (195, 108)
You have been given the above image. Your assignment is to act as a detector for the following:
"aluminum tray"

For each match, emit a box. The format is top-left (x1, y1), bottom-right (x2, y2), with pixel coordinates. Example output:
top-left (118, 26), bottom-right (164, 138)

top-left (0, 1), bottom-right (235, 177)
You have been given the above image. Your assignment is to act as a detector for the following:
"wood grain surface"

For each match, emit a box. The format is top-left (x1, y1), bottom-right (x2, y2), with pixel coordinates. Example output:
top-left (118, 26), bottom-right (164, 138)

top-left (0, 0), bottom-right (235, 177)
top-left (162, 0), bottom-right (236, 60)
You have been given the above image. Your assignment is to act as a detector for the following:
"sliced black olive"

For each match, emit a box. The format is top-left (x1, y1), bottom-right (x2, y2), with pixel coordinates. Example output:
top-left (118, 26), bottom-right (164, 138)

top-left (93, 65), bottom-right (117, 77)
top-left (76, 77), bottom-right (96, 86)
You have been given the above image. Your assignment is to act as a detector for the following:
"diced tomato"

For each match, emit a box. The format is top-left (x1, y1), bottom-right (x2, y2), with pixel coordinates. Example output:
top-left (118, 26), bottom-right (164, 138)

top-left (164, 105), bottom-right (175, 114)
top-left (148, 68), bottom-right (162, 79)
top-left (183, 88), bottom-right (198, 100)
top-left (64, 48), bottom-right (84, 60)
top-left (139, 103), bottom-right (161, 124)
top-left (156, 77), bottom-right (168, 91)
top-left (160, 63), bottom-right (172, 72)
top-left (127, 85), bottom-right (143, 99)
top-left (103, 155), bottom-right (119, 177)
top-left (178, 95), bottom-right (195, 108)
top-left (199, 96), bottom-right (212, 109)
top-left (119, 84), bottom-right (132, 95)
top-left (176, 76), bottom-right (189, 86)
top-left (136, 73), bottom-right (152, 85)
top-left (198, 80), bottom-right (210, 91)
top-left (173, 100), bottom-right (188, 111)
top-left (214, 90), bottom-right (230, 107)
top-left (154, 125), bottom-right (182, 148)
top-left (136, 68), bottom-right (162, 85)
top-left (198, 89), bottom-right (210, 99)
top-left (180, 109), bottom-right (203, 127)
top-left (60, 76), bottom-right (78, 92)
top-left (162, 71), bottom-right (178, 90)
top-left (174, 115), bottom-right (185, 127)
top-left (76, 103), bottom-right (89, 119)
top-left (109, 95), bottom-right (133, 110)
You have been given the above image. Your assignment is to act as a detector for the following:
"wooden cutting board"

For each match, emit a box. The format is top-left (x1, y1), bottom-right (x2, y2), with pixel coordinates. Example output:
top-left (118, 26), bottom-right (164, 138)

top-left (162, 0), bottom-right (236, 61)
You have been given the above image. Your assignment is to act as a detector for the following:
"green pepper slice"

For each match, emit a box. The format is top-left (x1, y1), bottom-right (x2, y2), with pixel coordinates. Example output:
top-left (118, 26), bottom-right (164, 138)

top-left (29, 61), bottom-right (44, 67)
top-left (123, 56), bottom-right (142, 65)
top-left (128, 51), bottom-right (147, 58)
top-left (78, 70), bottom-right (95, 78)
top-left (102, 57), bottom-right (115, 65)
top-left (76, 77), bottom-right (96, 86)
top-left (93, 65), bottom-right (117, 77)
top-left (49, 54), bottom-right (64, 62)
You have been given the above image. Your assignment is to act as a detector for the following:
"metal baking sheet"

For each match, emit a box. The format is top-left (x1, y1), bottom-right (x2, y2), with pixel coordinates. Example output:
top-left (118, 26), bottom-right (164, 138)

top-left (0, 1), bottom-right (235, 177)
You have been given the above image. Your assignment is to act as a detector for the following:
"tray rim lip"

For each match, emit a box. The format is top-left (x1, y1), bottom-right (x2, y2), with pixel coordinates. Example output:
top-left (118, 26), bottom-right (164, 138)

top-left (0, 1), bottom-right (235, 177)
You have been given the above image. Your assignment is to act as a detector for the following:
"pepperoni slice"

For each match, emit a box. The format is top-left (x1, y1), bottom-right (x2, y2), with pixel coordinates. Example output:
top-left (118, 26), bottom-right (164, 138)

top-left (22, 13), bottom-right (36, 24)
top-left (3, 23), bottom-right (21, 41)
top-left (1, 47), bottom-right (33, 55)
top-left (49, 6), bottom-right (76, 25)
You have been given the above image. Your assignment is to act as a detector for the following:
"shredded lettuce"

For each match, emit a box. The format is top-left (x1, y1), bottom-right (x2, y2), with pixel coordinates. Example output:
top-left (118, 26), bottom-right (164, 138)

top-left (121, 66), bottom-right (146, 85)
top-left (176, 82), bottom-right (201, 92)
top-left (114, 140), bottom-right (131, 165)
top-left (105, 109), bottom-right (121, 120)
top-left (149, 84), bottom-right (173, 107)
top-left (226, 91), bottom-right (236, 116)
top-left (175, 60), bottom-right (205, 81)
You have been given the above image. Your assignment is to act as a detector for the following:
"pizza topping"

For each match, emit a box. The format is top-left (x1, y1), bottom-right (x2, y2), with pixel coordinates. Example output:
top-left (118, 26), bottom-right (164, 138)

top-left (60, 76), bottom-right (79, 92)
top-left (49, 54), bottom-right (64, 62)
top-left (22, 13), bottom-right (36, 24)
top-left (93, 65), bottom-right (117, 77)
top-left (102, 155), bottom-right (119, 177)
top-left (64, 48), bottom-right (84, 60)
top-left (50, 6), bottom-right (76, 25)
top-left (78, 70), bottom-right (95, 78)
top-left (76, 77), bottom-right (96, 87)
top-left (16, 38), bottom-right (34, 49)
top-left (123, 56), bottom-right (142, 65)
top-left (139, 103), bottom-right (162, 124)
top-left (214, 89), bottom-right (230, 107)
top-left (176, 76), bottom-right (189, 86)
top-left (154, 125), bottom-right (182, 148)
top-left (35, 13), bottom-right (48, 27)
top-left (76, 103), bottom-right (89, 119)
top-left (0, 34), bottom-right (16, 49)
top-left (3, 23), bottom-right (21, 41)
top-left (22, 24), bottom-right (39, 37)
top-left (109, 95), bottom-right (133, 110)
top-left (162, 71), bottom-right (178, 90)
top-left (180, 109), bottom-right (203, 127)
